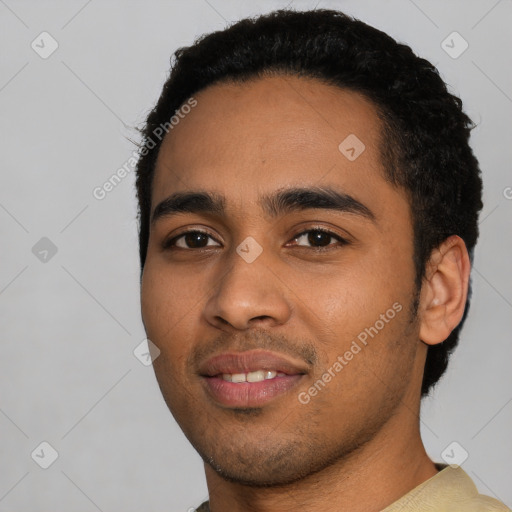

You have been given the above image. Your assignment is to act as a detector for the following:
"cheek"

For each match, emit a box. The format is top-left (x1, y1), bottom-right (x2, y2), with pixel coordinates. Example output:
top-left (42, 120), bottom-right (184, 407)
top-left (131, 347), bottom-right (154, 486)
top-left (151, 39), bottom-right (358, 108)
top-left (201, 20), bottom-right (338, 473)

top-left (140, 261), bottom-right (202, 414)
top-left (304, 293), bottom-right (417, 426)
top-left (292, 238), bottom-right (417, 393)
top-left (140, 259), bottom-right (199, 349)
top-left (302, 255), bottom-right (413, 339)
top-left (347, 225), bottom-right (416, 319)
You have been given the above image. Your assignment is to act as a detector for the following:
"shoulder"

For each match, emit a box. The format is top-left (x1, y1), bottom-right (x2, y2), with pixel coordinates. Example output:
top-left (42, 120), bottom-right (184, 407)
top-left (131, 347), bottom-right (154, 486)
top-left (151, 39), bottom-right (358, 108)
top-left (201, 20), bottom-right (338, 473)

top-left (382, 464), bottom-right (511, 512)
top-left (435, 465), bottom-right (511, 512)
top-left (461, 494), bottom-right (512, 512)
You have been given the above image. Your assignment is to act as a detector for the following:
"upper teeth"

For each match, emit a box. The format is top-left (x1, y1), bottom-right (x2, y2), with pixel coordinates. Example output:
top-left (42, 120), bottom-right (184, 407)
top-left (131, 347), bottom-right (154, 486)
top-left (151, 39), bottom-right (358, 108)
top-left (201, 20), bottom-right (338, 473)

top-left (222, 370), bottom-right (286, 383)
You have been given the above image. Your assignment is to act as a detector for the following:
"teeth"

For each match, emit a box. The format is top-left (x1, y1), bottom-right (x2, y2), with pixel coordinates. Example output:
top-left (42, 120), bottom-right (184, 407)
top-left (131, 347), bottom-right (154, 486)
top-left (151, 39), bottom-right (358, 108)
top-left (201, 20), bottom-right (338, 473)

top-left (248, 370), bottom-right (278, 382)
top-left (247, 370), bottom-right (265, 383)
top-left (221, 370), bottom-right (278, 383)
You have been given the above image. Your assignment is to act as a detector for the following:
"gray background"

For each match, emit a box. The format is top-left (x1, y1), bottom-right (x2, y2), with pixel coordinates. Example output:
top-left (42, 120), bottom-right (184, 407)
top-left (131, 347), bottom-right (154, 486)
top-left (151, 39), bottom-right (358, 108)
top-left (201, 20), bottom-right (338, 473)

top-left (1, 0), bottom-right (511, 510)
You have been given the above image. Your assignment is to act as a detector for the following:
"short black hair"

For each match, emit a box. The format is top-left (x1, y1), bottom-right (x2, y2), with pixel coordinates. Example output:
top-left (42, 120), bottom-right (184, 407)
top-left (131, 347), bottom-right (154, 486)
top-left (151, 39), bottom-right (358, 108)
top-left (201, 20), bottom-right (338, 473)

top-left (135, 9), bottom-right (483, 397)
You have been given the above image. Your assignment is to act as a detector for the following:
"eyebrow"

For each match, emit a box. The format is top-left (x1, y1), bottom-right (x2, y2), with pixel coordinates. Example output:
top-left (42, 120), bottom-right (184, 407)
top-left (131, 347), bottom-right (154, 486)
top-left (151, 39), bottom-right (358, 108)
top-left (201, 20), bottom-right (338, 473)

top-left (151, 186), bottom-right (376, 225)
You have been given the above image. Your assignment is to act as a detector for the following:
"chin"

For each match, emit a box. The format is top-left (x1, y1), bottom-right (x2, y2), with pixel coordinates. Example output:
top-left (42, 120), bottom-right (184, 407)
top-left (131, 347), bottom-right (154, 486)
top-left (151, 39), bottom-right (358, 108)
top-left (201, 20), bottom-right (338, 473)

top-left (205, 454), bottom-right (313, 488)
top-left (197, 432), bottom-right (349, 488)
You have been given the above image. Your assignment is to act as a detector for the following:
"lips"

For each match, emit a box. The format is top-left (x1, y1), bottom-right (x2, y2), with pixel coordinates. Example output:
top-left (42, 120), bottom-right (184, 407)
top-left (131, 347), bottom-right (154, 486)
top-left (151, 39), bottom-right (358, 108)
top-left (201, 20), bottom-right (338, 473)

top-left (198, 350), bottom-right (308, 408)
top-left (199, 350), bottom-right (308, 377)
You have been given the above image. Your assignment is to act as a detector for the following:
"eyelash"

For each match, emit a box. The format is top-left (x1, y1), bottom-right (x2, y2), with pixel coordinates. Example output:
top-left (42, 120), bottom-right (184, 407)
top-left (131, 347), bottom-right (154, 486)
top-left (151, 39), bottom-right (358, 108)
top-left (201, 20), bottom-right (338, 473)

top-left (162, 227), bottom-right (350, 252)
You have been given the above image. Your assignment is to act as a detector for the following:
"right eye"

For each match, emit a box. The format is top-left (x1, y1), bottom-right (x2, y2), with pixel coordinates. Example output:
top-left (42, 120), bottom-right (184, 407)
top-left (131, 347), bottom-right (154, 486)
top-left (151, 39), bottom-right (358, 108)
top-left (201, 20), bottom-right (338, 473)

top-left (162, 230), bottom-right (222, 250)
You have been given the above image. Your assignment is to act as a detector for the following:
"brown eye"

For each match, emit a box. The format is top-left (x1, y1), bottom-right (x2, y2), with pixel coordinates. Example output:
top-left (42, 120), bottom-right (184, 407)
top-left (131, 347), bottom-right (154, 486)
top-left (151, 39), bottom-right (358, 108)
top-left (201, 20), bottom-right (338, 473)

top-left (163, 230), bottom-right (221, 250)
top-left (292, 228), bottom-right (349, 249)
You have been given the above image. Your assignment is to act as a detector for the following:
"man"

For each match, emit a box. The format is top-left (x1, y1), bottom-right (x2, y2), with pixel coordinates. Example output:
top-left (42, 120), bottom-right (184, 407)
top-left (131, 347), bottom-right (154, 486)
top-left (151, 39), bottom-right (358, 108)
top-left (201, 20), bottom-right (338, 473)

top-left (134, 9), bottom-right (510, 512)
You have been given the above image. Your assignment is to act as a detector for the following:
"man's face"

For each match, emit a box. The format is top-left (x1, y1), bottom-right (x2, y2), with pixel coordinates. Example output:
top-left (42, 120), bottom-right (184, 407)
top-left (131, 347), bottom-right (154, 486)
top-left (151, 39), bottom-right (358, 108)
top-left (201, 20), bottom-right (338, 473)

top-left (141, 76), bottom-right (423, 485)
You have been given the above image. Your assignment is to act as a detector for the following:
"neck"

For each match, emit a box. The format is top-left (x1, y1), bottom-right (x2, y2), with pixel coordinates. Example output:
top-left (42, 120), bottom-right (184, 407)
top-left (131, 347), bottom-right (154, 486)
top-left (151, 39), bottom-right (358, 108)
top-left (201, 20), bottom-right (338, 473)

top-left (204, 385), bottom-right (437, 511)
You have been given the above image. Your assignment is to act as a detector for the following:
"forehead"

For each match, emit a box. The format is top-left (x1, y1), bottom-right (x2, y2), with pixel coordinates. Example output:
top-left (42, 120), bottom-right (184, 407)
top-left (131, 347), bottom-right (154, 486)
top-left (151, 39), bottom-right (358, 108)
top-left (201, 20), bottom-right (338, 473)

top-left (151, 75), bottom-right (394, 215)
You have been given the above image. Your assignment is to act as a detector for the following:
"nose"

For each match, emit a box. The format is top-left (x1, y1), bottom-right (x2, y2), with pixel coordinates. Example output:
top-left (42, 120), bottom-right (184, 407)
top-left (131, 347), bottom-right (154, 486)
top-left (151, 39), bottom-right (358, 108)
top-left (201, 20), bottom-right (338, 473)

top-left (203, 244), bottom-right (292, 331)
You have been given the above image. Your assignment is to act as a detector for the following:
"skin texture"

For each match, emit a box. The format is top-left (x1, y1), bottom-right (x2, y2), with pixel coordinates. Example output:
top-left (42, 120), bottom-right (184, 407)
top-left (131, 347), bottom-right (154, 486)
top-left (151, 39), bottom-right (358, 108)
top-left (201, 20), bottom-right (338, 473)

top-left (140, 75), bottom-right (470, 512)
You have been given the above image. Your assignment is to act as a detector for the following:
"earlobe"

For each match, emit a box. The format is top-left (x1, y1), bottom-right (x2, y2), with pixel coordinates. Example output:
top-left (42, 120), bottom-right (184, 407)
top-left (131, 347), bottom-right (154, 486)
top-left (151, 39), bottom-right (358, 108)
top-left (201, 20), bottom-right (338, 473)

top-left (418, 235), bottom-right (471, 346)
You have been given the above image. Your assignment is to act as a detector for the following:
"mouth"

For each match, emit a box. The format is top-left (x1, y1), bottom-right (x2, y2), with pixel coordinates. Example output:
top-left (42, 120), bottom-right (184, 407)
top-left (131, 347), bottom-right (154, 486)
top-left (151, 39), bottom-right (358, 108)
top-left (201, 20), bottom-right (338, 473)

top-left (219, 369), bottom-right (285, 382)
top-left (198, 350), bottom-right (308, 408)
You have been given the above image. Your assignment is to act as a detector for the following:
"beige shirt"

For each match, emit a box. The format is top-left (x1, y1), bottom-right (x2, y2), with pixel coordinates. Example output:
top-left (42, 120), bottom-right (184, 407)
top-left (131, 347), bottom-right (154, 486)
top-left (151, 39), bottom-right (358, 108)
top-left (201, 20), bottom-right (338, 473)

top-left (194, 464), bottom-right (511, 511)
top-left (382, 464), bottom-right (510, 512)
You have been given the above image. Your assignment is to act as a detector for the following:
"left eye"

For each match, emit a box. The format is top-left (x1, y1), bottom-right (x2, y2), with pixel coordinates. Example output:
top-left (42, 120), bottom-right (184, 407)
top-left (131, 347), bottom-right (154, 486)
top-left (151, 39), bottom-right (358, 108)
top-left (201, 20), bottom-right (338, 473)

top-left (291, 228), bottom-right (349, 249)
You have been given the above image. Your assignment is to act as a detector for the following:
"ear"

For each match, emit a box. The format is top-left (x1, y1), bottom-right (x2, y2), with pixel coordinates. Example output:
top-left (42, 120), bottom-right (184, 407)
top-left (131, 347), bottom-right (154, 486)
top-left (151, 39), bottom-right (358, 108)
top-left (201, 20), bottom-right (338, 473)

top-left (418, 235), bottom-right (471, 346)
